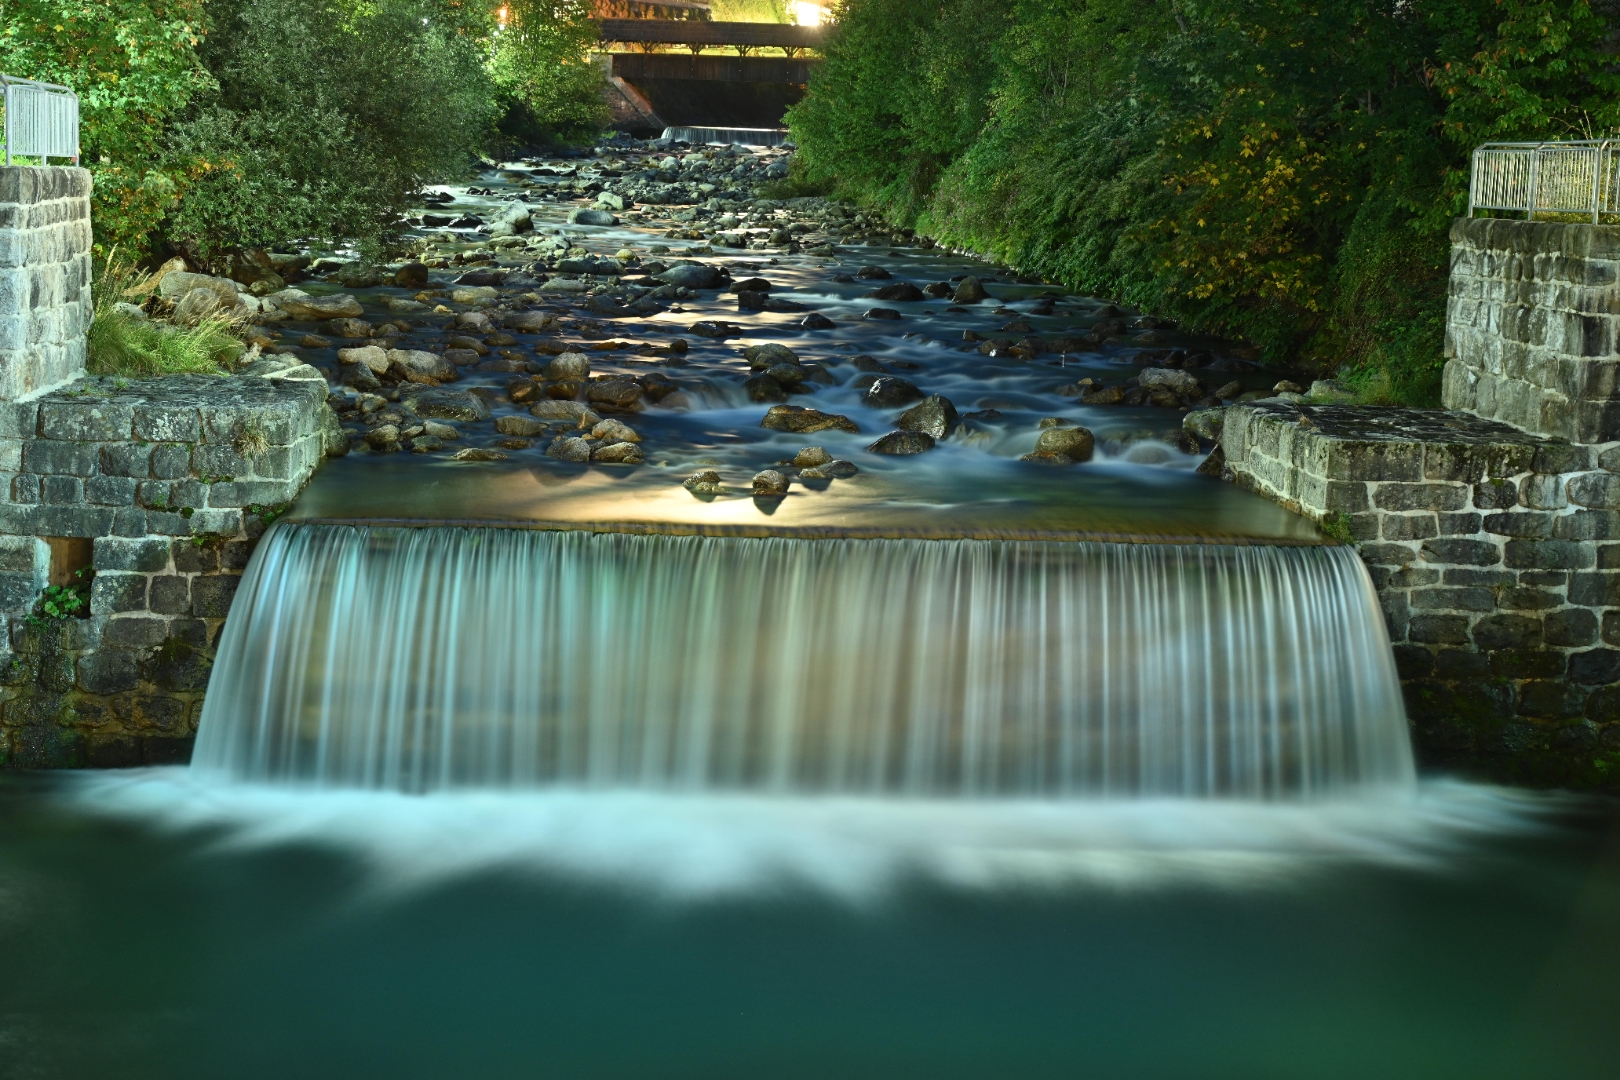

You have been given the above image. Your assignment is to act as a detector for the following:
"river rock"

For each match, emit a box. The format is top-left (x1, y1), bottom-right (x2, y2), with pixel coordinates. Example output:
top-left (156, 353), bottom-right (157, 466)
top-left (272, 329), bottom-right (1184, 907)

top-left (1081, 385), bottom-right (1124, 405)
top-left (656, 262), bottom-right (724, 289)
top-left (452, 286), bottom-right (498, 304)
top-left (545, 352), bottom-right (591, 381)
top-left (688, 320), bottom-right (740, 338)
top-left (394, 262), bottom-right (429, 287)
top-left (867, 430), bottom-right (936, 455)
top-left (158, 271), bottom-right (238, 304)
top-left (745, 375), bottom-right (788, 402)
top-left (752, 470), bottom-right (789, 495)
top-left (593, 441), bottom-right (644, 464)
top-left (865, 282), bottom-right (925, 302)
top-left (530, 400), bottom-right (601, 428)
top-left (801, 313), bottom-right (836, 329)
top-left (591, 418), bottom-right (640, 442)
top-left (365, 424), bottom-right (400, 450)
top-left (684, 470), bottom-right (723, 494)
top-left (406, 389), bottom-right (491, 422)
top-left (450, 447), bottom-right (511, 461)
top-left (863, 377), bottom-right (924, 408)
top-left (825, 459), bottom-right (859, 478)
top-left (568, 208), bottom-right (618, 226)
top-left (388, 349), bottom-right (457, 382)
top-left (793, 446), bottom-right (832, 468)
top-left (855, 266), bottom-right (892, 280)
top-left (897, 394), bottom-right (959, 438)
top-left (745, 342), bottom-right (799, 370)
top-left (1025, 425), bottom-right (1095, 463)
top-left (953, 276), bottom-right (988, 304)
top-left (863, 307), bottom-right (902, 320)
top-left (504, 311), bottom-right (558, 333)
top-left (1183, 408), bottom-right (1225, 441)
top-left (761, 405), bottom-right (860, 434)
top-left (495, 415), bottom-right (547, 437)
top-left (273, 291), bottom-right (365, 320)
top-left (423, 421), bottom-right (460, 440)
top-left (547, 435), bottom-right (593, 461)
top-left (338, 345), bottom-right (390, 374)
top-left (1139, 367), bottom-right (1203, 396)
top-left (586, 378), bottom-right (643, 410)
top-left (328, 318), bottom-right (373, 339)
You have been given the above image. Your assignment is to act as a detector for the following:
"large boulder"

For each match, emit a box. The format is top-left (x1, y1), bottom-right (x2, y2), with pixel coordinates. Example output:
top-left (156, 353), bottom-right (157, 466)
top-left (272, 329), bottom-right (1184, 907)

top-left (862, 377), bottom-right (924, 408)
top-left (656, 262), bottom-right (724, 290)
top-left (404, 388), bottom-right (491, 422)
top-left (545, 352), bottom-right (591, 380)
top-left (1026, 425), bottom-right (1095, 464)
top-left (158, 270), bottom-right (238, 305)
top-left (271, 290), bottom-right (365, 320)
top-left (504, 311), bottom-right (558, 333)
top-left (490, 203), bottom-right (533, 236)
top-left (173, 287), bottom-right (223, 323)
top-left (1138, 367), bottom-right (1203, 397)
top-left (867, 430), bottom-right (936, 455)
top-left (952, 276), bottom-right (988, 304)
top-left (897, 395), bottom-right (959, 438)
top-left (586, 378), bottom-right (643, 410)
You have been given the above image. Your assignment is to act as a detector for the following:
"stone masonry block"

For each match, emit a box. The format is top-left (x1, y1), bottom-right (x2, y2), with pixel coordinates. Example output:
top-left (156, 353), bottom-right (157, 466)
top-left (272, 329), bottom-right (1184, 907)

top-left (37, 401), bottom-right (133, 441)
top-left (1374, 483), bottom-right (1468, 512)
top-left (1503, 539), bottom-right (1596, 570)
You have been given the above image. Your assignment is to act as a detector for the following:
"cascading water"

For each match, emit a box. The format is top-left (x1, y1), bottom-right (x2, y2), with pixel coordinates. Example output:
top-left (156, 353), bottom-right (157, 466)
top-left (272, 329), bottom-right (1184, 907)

top-left (192, 524), bottom-right (1414, 796)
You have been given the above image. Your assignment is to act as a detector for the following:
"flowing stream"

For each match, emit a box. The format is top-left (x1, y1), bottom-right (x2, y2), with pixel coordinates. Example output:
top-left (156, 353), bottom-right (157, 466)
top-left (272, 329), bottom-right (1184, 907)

top-left (192, 523), bottom-right (1412, 797)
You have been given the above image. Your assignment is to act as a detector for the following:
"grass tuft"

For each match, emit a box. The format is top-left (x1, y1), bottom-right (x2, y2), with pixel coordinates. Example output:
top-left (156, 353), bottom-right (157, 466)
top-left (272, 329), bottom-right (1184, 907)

top-left (87, 256), bottom-right (245, 378)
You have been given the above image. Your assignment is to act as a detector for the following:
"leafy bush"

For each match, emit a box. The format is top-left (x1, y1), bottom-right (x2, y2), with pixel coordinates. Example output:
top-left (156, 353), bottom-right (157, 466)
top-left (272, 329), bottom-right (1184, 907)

top-left (0, 0), bottom-right (214, 256)
top-left (791, 0), bottom-right (1620, 403)
top-left (163, 0), bottom-right (498, 260)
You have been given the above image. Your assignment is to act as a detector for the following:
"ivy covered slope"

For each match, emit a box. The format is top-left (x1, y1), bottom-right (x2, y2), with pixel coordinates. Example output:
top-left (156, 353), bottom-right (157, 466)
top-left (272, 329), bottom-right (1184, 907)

top-left (1, 0), bottom-right (606, 262)
top-left (789, 0), bottom-right (1620, 404)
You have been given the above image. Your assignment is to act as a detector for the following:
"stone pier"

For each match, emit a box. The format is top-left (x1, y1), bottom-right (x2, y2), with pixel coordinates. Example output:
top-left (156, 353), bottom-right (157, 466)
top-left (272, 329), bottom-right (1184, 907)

top-left (0, 166), bottom-right (337, 768)
top-left (1221, 215), bottom-right (1620, 784)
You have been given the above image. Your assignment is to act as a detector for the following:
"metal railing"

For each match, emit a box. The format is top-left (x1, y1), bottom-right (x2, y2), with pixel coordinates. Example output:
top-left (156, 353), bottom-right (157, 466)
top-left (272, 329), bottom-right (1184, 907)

top-left (1470, 140), bottom-right (1620, 223)
top-left (0, 75), bottom-right (80, 166)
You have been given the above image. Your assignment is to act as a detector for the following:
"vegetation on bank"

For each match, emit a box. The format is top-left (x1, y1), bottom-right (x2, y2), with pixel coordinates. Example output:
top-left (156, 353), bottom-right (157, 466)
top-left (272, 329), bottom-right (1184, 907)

top-left (788, 0), bottom-right (1620, 403)
top-left (1, 0), bottom-right (606, 262)
top-left (86, 256), bottom-right (245, 377)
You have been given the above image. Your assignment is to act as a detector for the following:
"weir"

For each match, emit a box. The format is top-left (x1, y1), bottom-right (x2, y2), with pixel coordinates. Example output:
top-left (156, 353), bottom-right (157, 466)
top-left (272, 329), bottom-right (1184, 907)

top-left (192, 523), bottom-right (1414, 797)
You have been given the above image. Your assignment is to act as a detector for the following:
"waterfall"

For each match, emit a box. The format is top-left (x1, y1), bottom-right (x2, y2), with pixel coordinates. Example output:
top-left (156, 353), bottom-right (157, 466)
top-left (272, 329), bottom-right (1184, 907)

top-left (191, 524), bottom-right (1414, 797)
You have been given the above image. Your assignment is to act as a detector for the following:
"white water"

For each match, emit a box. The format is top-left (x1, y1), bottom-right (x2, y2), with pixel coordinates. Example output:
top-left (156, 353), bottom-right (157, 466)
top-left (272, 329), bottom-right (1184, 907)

top-left (193, 525), bottom-right (1413, 797)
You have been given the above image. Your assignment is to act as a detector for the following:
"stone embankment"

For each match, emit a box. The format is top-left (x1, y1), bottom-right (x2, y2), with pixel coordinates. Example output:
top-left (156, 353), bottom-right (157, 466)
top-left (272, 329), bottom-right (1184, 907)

top-left (0, 165), bottom-right (339, 766)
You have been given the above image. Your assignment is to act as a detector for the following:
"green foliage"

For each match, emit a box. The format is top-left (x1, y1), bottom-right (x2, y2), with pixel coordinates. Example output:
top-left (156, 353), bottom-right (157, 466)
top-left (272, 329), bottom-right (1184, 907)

top-left (489, 0), bottom-right (609, 146)
top-left (0, 0), bottom-right (214, 256)
top-left (29, 568), bottom-right (93, 626)
top-left (711, 0), bottom-right (791, 21)
top-left (86, 256), bottom-right (241, 376)
top-left (791, 0), bottom-right (1620, 403)
top-left (1318, 512), bottom-right (1356, 546)
top-left (164, 0), bottom-right (498, 259)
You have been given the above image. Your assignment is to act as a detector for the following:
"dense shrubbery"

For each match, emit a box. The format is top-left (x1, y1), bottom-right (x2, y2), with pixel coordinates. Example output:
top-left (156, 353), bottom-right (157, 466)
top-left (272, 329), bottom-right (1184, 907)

top-left (2, 0), bottom-right (605, 261)
top-left (790, 0), bottom-right (1620, 403)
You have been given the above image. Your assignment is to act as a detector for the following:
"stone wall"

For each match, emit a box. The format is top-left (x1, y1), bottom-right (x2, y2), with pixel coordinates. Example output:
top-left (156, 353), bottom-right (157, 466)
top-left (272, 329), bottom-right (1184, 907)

top-left (1444, 215), bottom-right (1620, 444)
top-left (1221, 402), bottom-right (1620, 783)
top-left (0, 167), bottom-right (91, 401)
top-left (0, 374), bottom-right (335, 767)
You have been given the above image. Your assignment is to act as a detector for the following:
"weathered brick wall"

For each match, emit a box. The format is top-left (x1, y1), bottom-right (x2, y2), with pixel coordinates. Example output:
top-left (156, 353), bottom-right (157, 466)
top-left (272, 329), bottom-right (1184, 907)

top-left (1222, 402), bottom-right (1620, 783)
top-left (1444, 216), bottom-right (1620, 443)
top-left (0, 374), bottom-right (336, 767)
top-left (0, 167), bottom-right (90, 401)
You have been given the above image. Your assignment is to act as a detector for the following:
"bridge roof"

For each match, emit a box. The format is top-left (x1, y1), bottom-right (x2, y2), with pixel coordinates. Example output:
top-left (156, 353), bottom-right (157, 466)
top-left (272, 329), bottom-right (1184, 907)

top-left (596, 18), bottom-right (825, 48)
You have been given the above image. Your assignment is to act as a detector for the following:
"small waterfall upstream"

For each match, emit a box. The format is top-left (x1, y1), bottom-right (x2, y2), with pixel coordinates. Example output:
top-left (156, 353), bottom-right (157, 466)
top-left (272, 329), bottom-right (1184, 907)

top-left (192, 524), bottom-right (1414, 797)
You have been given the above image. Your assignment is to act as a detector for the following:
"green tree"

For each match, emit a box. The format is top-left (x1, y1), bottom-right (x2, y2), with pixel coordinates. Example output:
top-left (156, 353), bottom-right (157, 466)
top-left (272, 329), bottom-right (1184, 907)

top-left (488, 0), bottom-right (608, 146)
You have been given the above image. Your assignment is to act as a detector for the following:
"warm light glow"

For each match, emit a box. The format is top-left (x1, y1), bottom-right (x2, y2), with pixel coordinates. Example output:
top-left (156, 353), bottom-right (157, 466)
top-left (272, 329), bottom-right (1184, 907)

top-left (496, 4), bottom-right (509, 27)
top-left (793, 2), bottom-right (823, 25)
